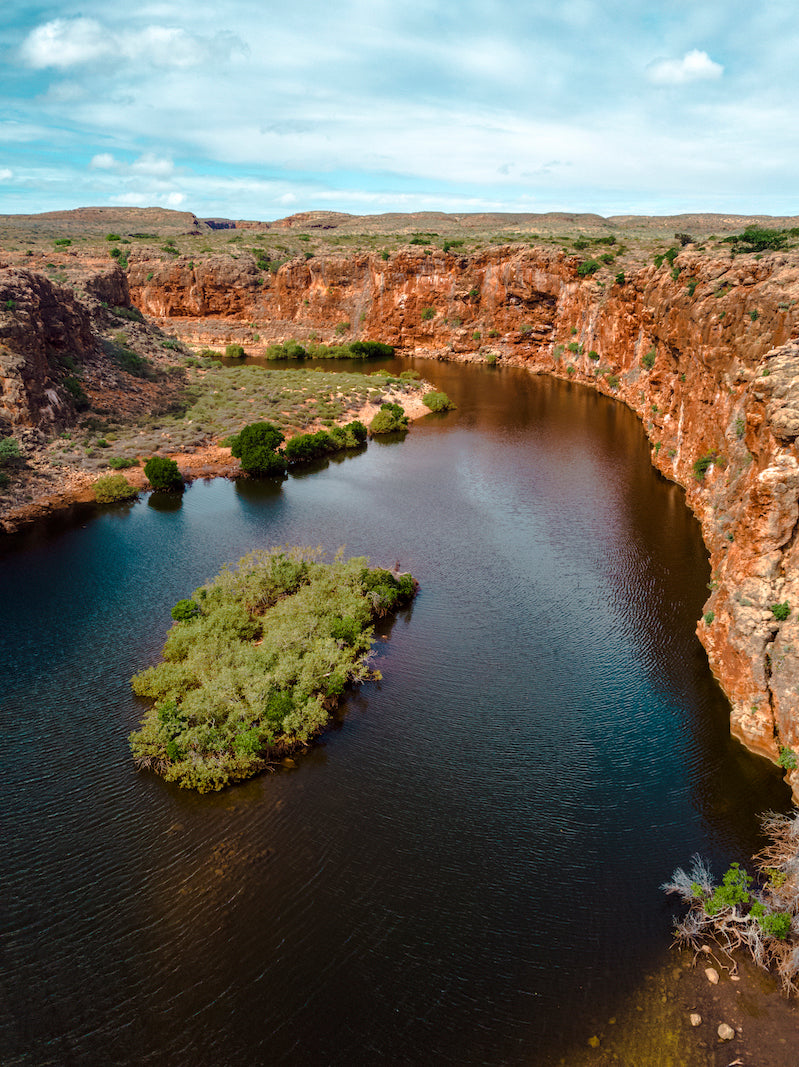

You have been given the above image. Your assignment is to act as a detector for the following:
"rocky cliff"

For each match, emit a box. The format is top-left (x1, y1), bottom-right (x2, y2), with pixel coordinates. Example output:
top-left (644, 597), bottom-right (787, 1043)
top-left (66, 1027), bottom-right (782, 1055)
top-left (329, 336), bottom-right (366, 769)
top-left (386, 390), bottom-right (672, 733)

top-left (128, 245), bottom-right (799, 798)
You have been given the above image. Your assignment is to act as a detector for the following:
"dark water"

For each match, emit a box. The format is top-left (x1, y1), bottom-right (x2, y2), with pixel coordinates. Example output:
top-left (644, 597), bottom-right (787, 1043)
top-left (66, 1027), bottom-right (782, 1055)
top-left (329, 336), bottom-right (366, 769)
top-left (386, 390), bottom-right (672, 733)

top-left (0, 361), bottom-right (789, 1066)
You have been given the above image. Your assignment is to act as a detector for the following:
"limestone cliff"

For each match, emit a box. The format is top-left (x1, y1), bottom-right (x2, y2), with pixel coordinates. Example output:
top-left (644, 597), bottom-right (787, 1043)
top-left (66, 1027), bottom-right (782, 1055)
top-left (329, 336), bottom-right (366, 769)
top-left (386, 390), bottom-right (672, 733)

top-left (128, 246), bottom-right (799, 798)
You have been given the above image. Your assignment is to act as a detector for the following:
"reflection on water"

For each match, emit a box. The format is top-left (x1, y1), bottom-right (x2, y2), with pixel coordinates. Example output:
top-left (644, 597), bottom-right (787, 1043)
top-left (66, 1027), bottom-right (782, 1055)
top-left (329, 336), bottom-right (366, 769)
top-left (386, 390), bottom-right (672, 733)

top-left (0, 361), bottom-right (790, 1065)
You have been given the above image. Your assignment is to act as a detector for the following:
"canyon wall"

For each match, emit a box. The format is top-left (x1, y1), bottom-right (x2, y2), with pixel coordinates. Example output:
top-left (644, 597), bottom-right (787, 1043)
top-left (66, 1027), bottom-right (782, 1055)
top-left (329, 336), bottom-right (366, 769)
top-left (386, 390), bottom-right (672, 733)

top-left (125, 245), bottom-right (799, 798)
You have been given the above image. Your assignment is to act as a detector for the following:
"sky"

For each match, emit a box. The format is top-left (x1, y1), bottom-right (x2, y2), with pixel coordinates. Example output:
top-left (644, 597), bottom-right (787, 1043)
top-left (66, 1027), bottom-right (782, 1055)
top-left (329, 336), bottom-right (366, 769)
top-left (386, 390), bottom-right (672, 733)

top-left (1, 0), bottom-right (797, 221)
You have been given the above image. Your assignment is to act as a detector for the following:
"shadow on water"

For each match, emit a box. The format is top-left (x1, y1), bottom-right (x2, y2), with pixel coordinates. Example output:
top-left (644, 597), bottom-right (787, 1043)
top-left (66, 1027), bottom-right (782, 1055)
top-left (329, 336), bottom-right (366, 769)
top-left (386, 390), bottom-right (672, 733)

top-left (0, 358), bottom-right (792, 1066)
top-left (147, 489), bottom-right (184, 512)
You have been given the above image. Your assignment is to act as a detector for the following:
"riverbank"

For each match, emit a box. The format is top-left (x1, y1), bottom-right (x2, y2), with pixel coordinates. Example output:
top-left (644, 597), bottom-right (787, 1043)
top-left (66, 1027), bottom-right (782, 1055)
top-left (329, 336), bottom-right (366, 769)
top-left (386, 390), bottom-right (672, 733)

top-left (560, 946), bottom-right (799, 1067)
top-left (0, 374), bottom-right (433, 533)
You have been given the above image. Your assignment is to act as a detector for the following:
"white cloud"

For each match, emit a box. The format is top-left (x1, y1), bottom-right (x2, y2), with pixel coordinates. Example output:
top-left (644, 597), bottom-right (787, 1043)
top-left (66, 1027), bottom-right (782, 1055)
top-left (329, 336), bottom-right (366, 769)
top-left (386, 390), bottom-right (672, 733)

top-left (0, 168), bottom-right (13, 180)
top-left (647, 49), bottom-right (723, 85)
top-left (19, 17), bottom-right (241, 70)
top-left (162, 191), bottom-right (185, 206)
top-left (130, 154), bottom-right (175, 178)
top-left (20, 18), bottom-right (109, 69)
top-left (90, 153), bottom-right (117, 170)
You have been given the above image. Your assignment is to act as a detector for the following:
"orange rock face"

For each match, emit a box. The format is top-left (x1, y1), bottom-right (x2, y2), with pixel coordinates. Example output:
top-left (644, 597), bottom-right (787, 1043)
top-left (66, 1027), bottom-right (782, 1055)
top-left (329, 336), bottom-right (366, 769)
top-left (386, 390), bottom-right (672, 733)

top-left (123, 248), bottom-right (799, 799)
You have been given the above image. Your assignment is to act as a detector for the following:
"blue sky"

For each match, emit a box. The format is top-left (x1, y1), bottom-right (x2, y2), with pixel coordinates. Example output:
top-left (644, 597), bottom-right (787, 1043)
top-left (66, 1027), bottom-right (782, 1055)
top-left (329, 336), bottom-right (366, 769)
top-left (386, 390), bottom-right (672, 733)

top-left (1, 1), bottom-right (797, 220)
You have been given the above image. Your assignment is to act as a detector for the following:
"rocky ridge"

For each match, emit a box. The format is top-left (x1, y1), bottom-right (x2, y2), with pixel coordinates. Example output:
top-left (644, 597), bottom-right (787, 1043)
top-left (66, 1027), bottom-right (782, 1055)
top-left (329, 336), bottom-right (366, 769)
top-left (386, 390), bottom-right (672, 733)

top-left (124, 244), bottom-right (799, 798)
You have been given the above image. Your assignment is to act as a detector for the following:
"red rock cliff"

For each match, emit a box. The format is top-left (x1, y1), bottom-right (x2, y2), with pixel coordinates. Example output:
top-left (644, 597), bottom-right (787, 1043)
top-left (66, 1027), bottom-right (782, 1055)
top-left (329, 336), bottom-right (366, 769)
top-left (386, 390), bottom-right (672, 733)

top-left (128, 247), bottom-right (799, 799)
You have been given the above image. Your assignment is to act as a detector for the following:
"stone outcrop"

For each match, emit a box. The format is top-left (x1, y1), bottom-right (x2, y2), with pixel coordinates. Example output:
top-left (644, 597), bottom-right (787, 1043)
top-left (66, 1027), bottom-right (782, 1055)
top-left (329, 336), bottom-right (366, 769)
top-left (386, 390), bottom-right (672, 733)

top-left (128, 245), bottom-right (799, 798)
top-left (0, 268), bottom-right (98, 431)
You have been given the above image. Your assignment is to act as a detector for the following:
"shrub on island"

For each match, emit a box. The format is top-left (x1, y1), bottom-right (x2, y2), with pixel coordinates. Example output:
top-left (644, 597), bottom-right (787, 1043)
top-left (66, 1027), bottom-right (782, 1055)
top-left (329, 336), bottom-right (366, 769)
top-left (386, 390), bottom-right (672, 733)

top-left (129, 547), bottom-right (417, 792)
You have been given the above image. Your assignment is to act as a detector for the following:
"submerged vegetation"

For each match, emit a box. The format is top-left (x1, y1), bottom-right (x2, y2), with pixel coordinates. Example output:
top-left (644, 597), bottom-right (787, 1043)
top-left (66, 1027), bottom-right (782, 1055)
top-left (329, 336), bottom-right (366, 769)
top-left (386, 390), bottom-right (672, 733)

top-left (129, 547), bottom-right (417, 792)
top-left (663, 811), bottom-right (799, 994)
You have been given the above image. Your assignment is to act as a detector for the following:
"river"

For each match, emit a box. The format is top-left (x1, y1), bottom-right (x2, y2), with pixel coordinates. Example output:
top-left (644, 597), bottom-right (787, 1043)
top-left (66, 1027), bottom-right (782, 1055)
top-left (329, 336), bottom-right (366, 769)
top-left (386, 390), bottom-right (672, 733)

top-left (0, 358), bottom-right (790, 1065)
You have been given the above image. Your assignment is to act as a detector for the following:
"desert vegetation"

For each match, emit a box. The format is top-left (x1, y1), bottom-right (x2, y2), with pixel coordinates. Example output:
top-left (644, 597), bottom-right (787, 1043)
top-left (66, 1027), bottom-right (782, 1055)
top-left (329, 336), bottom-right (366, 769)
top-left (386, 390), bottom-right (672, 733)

top-left (663, 811), bottom-right (799, 994)
top-left (129, 547), bottom-right (416, 792)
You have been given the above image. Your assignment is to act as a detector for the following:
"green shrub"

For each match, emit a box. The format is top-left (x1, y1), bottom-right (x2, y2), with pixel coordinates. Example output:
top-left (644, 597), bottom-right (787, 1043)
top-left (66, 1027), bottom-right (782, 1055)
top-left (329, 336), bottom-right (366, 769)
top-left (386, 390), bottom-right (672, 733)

top-left (335, 321), bottom-right (350, 335)
top-left (108, 456), bottom-right (138, 469)
top-left (693, 452), bottom-right (716, 480)
top-left (687, 279), bottom-right (698, 296)
top-left (615, 271), bottom-right (625, 285)
top-left (171, 598), bottom-right (201, 621)
top-left (225, 344), bottom-right (246, 360)
top-left (144, 456), bottom-right (183, 491)
top-left (63, 375), bottom-right (89, 409)
top-left (577, 259), bottom-right (601, 277)
top-left (704, 611), bottom-right (715, 625)
top-left (722, 226), bottom-right (790, 253)
top-left (420, 307), bottom-right (436, 321)
top-left (94, 473), bottom-right (138, 503)
top-left (778, 746), bottom-right (798, 770)
top-left (664, 246), bottom-right (678, 266)
top-left (750, 309), bottom-right (760, 322)
top-left (422, 391), bottom-right (452, 412)
top-left (0, 437), bottom-right (21, 465)
top-left (400, 369), bottom-right (421, 380)
top-left (606, 374), bottom-right (620, 389)
top-left (641, 347), bottom-right (656, 370)
top-left (370, 402), bottom-right (408, 434)
top-left (283, 425), bottom-right (364, 465)
top-left (771, 602), bottom-right (791, 622)
top-left (230, 421), bottom-right (286, 476)
top-left (54, 238), bottom-right (71, 247)
top-left (5, 298), bottom-right (16, 311)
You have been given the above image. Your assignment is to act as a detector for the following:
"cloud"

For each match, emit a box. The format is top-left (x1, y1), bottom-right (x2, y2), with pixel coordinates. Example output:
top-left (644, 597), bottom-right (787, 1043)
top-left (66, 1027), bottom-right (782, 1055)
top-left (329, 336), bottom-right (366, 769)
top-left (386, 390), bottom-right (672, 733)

top-left (647, 49), bottom-right (723, 85)
top-left (90, 153), bottom-right (117, 170)
top-left (19, 17), bottom-right (241, 70)
top-left (0, 168), bottom-right (13, 181)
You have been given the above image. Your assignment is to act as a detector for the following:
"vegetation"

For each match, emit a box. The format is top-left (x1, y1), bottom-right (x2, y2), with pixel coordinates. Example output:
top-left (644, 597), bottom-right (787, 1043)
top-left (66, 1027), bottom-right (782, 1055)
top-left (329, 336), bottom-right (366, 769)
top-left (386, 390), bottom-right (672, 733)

top-left (641, 347), bottom-right (656, 370)
top-left (283, 422), bottom-right (367, 465)
top-left (144, 456), bottom-right (183, 491)
top-left (263, 339), bottom-right (395, 361)
top-left (771, 602), bottom-right (791, 622)
top-left (692, 452), bottom-right (717, 480)
top-left (422, 391), bottom-right (453, 413)
top-left (778, 746), bottom-right (798, 771)
top-left (369, 402), bottom-right (408, 434)
top-left (225, 344), bottom-right (245, 360)
top-left (0, 437), bottom-right (21, 465)
top-left (663, 810), bottom-right (799, 994)
top-left (420, 307), bottom-right (436, 321)
top-left (577, 259), bottom-right (601, 277)
top-left (129, 547), bottom-right (417, 791)
top-left (722, 225), bottom-right (797, 254)
top-left (94, 474), bottom-right (139, 503)
top-left (230, 421), bottom-right (286, 477)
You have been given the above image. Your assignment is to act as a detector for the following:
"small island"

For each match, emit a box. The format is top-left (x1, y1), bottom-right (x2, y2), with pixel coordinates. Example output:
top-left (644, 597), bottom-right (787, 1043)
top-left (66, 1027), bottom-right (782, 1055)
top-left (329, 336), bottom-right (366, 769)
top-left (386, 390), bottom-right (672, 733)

top-left (130, 546), bottom-right (416, 792)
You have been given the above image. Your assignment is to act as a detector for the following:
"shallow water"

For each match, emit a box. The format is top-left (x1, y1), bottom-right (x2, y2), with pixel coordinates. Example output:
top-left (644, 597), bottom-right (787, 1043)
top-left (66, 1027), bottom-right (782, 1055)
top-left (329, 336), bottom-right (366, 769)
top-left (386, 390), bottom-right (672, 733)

top-left (0, 360), bottom-right (790, 1065)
